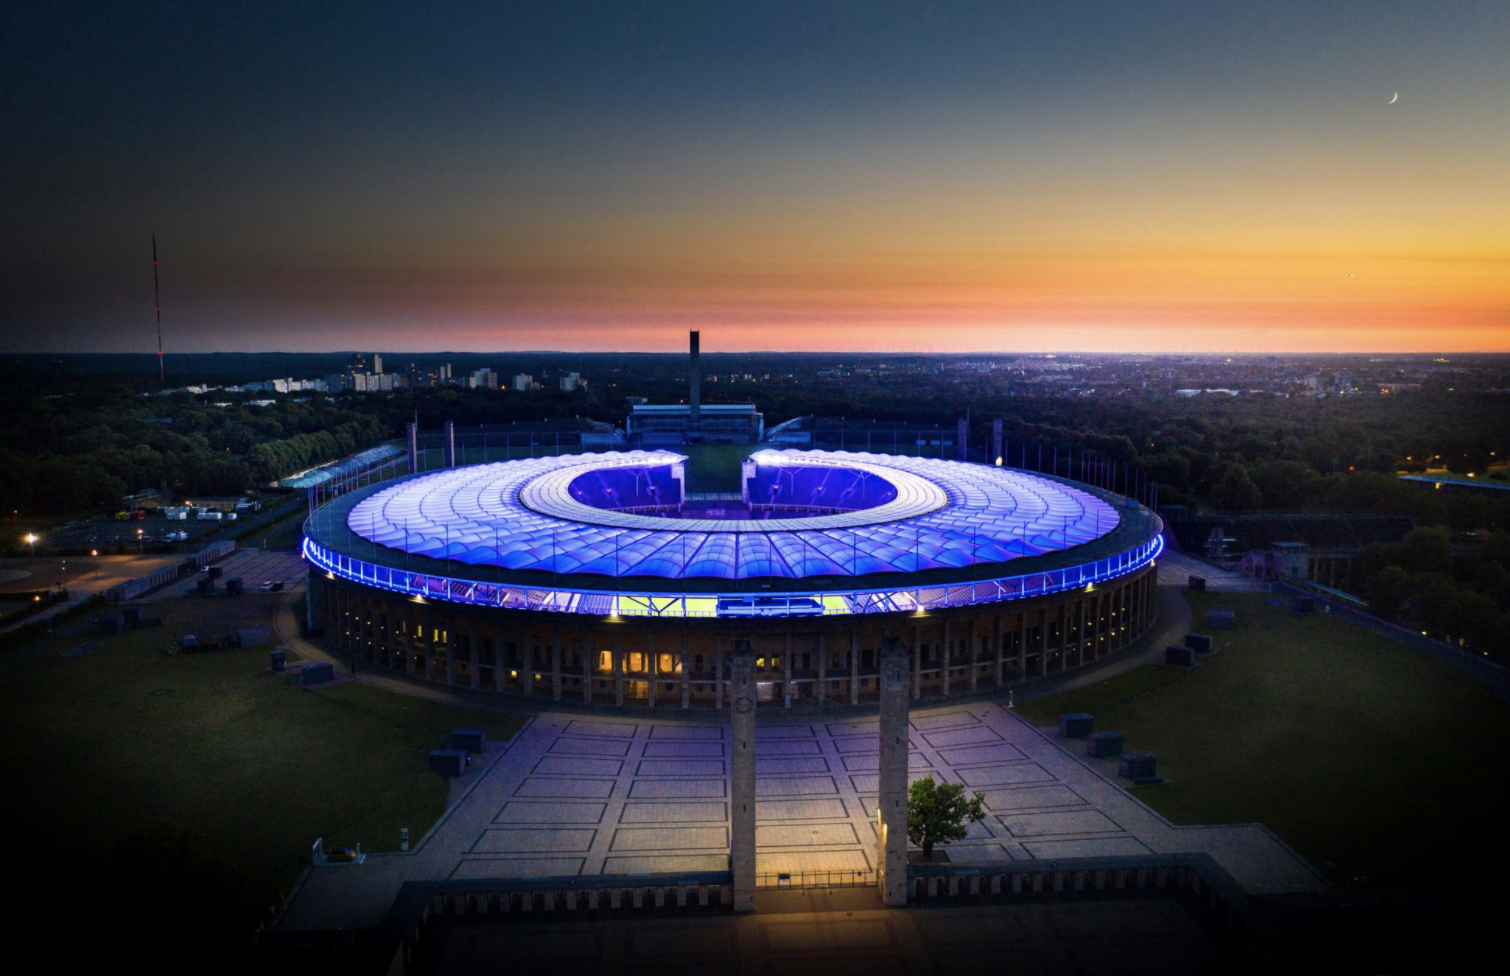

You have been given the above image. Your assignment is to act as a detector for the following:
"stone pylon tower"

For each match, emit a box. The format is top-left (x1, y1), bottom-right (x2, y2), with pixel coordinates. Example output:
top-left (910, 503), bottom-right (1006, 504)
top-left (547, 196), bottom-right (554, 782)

top-left (730, 638), bottom-right (757, 911)
top-left (877, 635), bottom-right (911, 906)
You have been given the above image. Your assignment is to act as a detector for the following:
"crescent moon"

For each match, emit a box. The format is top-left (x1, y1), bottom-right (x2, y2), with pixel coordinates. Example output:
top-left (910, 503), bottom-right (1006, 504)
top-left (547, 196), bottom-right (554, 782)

top-left (1388, 92), bottom-right (1399, 104)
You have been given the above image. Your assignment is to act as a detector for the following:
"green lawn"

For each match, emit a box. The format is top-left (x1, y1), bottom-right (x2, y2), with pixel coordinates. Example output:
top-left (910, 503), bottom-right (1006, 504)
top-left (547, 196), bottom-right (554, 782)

top-left (0, 593), bottom-right (523, 915)
top-left (1016, 592), bottom-right (1510, 887)
top-left (681, 443), bottom-right (764, 492)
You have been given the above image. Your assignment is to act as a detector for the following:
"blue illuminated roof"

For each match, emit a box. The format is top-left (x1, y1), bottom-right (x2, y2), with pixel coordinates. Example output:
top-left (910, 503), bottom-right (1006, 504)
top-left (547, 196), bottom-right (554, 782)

top-left (344, 450), bottom-right (1122, 581)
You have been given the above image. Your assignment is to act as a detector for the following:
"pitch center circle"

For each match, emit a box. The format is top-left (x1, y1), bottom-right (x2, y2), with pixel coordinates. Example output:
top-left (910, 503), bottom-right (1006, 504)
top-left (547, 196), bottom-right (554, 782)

top-left (519, 453), bottom-right (949, 532)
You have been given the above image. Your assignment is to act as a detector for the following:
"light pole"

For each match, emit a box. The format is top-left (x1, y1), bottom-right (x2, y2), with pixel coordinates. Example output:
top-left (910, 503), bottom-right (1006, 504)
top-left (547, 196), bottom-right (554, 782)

top-left (24, 533), bottom-right (37, 560)
top-left (91, 549), bottom-right (99, 580)
top-left (136, 528), bottom-right (144, 556)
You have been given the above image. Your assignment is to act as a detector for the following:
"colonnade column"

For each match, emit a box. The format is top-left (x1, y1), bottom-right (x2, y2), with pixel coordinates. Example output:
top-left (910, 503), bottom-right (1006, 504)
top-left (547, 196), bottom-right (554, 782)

top-left (817, 633), bottom-right (827, 704)
top-left (849, 630), bottom-right (860, 705)
top-left (613, 633), bottom-right (624, 707)
top-left (1017, 614), bottom-right (1028, 682)
top-left (714, 635), bottom-right (724, 710)
top-left (993, 616), bottom-right (1005, 687)
top-left (582, 633), bottom-right (593, 704)
top-left (941, 620), bottom-right (952, 696)
top-left (468, 618), bottom-right (480, 689)
top-left (729, 639), bottom-right (757, 912)
top-left (551, 627), bottom-right (562, 701)
top-left (912, 623), bottom-right (923, 699)
top-left (647, 632), bottom-right (657, 710)
top-left (1037, 610), bottom-right (1049, 677)
top-left (783, 633), bottom-right (793, 707)
top-left (877, 636), bottom-right (911, 907)
top-left (969, 619), bottom-right (979, 692)
top-left (680, 632), bottom-right (690, 710)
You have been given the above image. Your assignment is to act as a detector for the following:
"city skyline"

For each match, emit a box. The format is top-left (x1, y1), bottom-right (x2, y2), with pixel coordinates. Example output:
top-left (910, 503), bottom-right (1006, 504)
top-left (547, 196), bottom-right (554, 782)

top-left (4, 1), bottom-right (1507, 354)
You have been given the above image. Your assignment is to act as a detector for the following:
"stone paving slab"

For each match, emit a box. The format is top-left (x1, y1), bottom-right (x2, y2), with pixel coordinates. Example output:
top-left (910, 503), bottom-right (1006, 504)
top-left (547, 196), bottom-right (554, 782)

top-left (634, 758), bottom-right (725, 777)
top-left (493, 801), bottom-right (607, 824)
top-left (629, 778), bottom-right (726, 798)
top-left (450, 856), bottom-right (585, 879)
top-left (279, 698), bottom-right (1329, 934)
top-left (611, 826), bottom-right (727, 851)
top-left (979, 785), bottom-right (1087, 811)
top-left (756, 756), bottom-right (831, 774)
top-left (620, 801), bottom-right (727, 823)
top-left (514, 776), bottom-right (618, 798)
top-left (922, 726), bottom-right (1004, 747)
top-left (472, 828), bottom-right (597, 853)
top-left (643, 740), bottom-right (723, 758)
top-left (937, 743), bottom-right (1028, 765)
top-left (757, 775), bottom-right (840, 797)
top-left (999, 809), bottom-right (1123, 837)
top-left (648, 724), bottom-right (724, 739)
top-left (754, 738), bottom-right (824, 755)
top-left (758, 798), bottom-right (850, 820)
top-left (757, 823), bottom-right (861, 847)
top-left (532, 755), bottom-right (623, 776)
top-left (549, 736), bottom-right (632, 756)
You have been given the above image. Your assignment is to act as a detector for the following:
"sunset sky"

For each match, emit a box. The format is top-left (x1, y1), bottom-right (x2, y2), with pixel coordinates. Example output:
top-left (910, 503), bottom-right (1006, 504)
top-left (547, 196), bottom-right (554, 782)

top-left (3, 1), bottom-right (1507, 353)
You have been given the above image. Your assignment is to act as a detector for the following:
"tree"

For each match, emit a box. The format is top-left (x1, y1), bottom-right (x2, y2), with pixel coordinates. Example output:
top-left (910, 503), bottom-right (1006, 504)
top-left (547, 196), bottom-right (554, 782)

top-left (1363, 565), bottom-right (1413, 620)
top-left (906, 776), bottom-right (986, 861)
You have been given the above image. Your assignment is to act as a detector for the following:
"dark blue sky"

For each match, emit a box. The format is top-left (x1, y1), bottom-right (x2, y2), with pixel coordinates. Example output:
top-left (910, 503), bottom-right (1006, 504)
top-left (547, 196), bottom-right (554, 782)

top-left (4, 2), bottom-right (1506, 352)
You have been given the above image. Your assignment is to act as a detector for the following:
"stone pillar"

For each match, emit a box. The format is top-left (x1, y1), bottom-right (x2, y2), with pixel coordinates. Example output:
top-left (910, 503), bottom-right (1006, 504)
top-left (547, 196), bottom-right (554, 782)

top-left (912, 623), bottom-right (923, 699)
top-left (1037, 610), bottom-right (1049, 677)
top-left (714, 635), bottom-right (724, 710)
top-left (647, 632), bottom-right (657, 710)
top-left (613, 632), bottom-right (624, 707)
top-left (493, 629), bottom-right (504, 692)
top-left (993, 616), bottom-right (1005, 686)
top-left (877, 636), bottom-right (911, 907)
top-left (551, 627), bottom-right (562, 701)
top-left (1016, 613), bottom-right (1027, 682)
top-left (522, 630), bottom-right (535, 698)
top-left (442, 615), bottom-right (455, 685)
top-left (729, 639), bottom-right (757, 913)
top-left (849, 630), bottom-right (860, 705)
top-left (304, 568), bottom-right (324, 633)
top-left (468, 618), bottom-right (480, 689)
top-left (817, 632), bottom-right (827, 704)
top-left (582, 633), bottom-right (593, 704)
top-left (783, 632), bottom-right (793, 707)
top-left (680, 632), bottom-right (690, 709)
top-left (969, 619), bottom-right (979, 692)
top-left (1056, 605), bottom-right (1068, 671)
top-left (941, 620), bottom-right (952, 696)
top-left (405, 605), bottom-right (419, 676)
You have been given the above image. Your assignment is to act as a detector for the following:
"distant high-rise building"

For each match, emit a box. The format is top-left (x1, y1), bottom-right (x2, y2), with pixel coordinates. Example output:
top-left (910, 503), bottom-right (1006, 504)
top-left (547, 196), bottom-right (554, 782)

top-left (560, 371), bottom-right (584, 392)
top-left (372, 353), bottom-right (383, 374)
top-left (512, 373), bottom-right (533, 391)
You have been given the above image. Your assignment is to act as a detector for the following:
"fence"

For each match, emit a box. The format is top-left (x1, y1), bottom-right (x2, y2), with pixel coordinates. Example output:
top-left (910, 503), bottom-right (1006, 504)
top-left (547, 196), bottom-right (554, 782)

top-left (107, 539), bottom-right (236, 601)
top-left (756, 869), bottom-right (876, 889)
top-left (1271, 580), bottom-right (1510, 698)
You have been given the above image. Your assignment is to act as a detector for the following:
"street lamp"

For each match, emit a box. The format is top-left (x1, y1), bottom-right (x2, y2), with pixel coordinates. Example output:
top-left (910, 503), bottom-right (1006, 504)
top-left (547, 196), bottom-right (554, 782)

top-left (24, 533), bottom-right (37, 558)
top-left (136, 528), bottom-right (144, 556)
top-left (91, 549), bottom-right (99, 580)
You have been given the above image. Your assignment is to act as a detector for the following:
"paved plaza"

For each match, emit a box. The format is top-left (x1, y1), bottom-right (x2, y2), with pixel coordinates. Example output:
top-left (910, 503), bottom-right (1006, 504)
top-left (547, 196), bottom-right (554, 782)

top-left (280, 696), bottom-right (1326, 931)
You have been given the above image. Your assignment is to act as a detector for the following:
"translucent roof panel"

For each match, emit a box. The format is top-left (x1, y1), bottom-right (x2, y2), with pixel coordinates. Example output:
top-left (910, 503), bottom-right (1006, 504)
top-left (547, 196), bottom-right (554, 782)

top-left (346, 450), bottom-right (1121, 581)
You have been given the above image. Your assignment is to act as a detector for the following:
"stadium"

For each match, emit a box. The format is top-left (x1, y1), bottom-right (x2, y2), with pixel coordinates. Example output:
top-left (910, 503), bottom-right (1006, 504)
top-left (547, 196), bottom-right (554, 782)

top-left (302, 448), bottom-right (1164, 708)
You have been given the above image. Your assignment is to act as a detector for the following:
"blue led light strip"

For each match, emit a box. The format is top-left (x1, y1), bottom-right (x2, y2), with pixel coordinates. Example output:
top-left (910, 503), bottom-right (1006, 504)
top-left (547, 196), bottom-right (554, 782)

top-left (303, 533), bottom-right (1163, 619)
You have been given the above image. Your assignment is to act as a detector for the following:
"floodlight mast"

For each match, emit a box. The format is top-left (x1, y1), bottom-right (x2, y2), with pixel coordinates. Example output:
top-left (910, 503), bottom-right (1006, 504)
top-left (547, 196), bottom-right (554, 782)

top-left (152, 234), bottom-right (164, 384)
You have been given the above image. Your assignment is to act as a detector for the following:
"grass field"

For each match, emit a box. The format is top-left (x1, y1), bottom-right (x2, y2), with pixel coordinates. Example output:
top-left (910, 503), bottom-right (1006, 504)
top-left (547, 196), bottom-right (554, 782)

top-left (0, 592), bottom-right (524, 921)
top-left (1016, 591), bottom-right (1510, 887)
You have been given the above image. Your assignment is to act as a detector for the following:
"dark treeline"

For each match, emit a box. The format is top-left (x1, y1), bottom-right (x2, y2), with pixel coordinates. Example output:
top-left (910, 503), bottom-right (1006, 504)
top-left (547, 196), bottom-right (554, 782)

top-left (4, 360), bottom-right (1508, 651)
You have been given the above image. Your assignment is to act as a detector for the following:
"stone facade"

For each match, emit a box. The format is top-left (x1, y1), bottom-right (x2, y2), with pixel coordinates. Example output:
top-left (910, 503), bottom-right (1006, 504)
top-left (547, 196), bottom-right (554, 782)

top-left (312, 563), bottom-right (1159, 709)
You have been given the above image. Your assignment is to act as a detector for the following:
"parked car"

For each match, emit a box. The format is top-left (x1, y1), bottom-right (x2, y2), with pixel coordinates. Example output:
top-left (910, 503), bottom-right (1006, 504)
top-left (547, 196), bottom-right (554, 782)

top-left (326, 846), bottom-right (357, 863)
